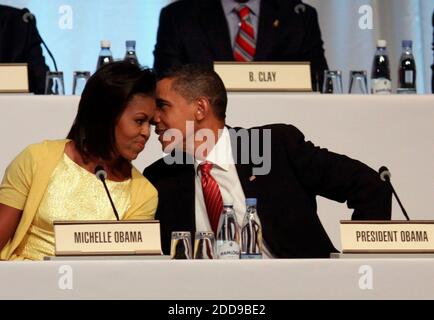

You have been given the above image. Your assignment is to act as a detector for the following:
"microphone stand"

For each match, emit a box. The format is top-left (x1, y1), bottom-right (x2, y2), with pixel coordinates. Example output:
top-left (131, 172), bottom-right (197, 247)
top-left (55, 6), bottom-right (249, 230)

top-left (380, 167), bottom-right (410, 221)
top-left (387, 179), bottom-right (410, 221)
top-left (95, 166), bottom-right (120, 221)
top-left (100, 178), bottom-right (120, 221)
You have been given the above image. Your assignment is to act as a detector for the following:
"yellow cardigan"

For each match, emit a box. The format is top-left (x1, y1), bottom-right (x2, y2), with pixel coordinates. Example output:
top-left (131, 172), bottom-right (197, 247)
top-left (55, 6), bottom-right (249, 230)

top-left (0, 140), bottom-right (158, 260)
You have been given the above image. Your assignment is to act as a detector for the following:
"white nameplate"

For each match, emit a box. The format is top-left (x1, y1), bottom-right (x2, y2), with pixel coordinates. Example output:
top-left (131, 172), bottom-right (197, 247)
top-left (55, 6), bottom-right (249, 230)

top-left (214, 62), bottom-right (312, 92)
top-left (0, 63), bottom-right (29, 93)
top-left (340, 220), bottom-right (434, 253)
top-left (54, 220), bottom-right (162, 256)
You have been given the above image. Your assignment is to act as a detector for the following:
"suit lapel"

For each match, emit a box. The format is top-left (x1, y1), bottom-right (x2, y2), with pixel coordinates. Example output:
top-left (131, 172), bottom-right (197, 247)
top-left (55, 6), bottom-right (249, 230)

top-left (255, 0), bottom-right (280, 60)
top-left (199, 0), bottom-right (234, 60)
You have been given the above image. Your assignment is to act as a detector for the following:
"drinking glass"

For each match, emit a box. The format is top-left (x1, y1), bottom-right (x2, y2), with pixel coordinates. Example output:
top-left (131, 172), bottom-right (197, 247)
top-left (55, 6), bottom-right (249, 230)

top-left (45, 71), bottom-right (65, 95)
top-left (322, 70), bottom-right (343, 94)
top-left (194, 231), bottom-right (215, 259)
top-left (72, 71), bottom-right (91, 95)
top-left (170, 231), bottom-right (192, 259)
top-left (349, 71), bottom-right (368, 94)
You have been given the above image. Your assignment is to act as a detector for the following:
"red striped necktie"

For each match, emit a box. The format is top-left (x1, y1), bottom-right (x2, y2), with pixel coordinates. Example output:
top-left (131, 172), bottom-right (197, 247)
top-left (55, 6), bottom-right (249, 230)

top-left (199, 162), bottom-right (223, 235)
top-left (233, 5), bottom-right (256, 62)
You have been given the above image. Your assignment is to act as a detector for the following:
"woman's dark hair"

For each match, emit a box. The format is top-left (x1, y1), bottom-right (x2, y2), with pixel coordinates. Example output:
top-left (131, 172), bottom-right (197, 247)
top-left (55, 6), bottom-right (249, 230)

top-left (67, 61), bottom-right (156, 162)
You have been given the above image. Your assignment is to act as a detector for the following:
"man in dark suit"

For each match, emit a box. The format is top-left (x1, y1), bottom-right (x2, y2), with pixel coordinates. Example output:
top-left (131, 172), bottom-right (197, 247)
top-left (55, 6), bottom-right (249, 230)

top-left (0, 5), bottom-right (49, 94)
top-left (153, 0), bottom-right (328, 90)
top-left (143, 64), bottom-right (392, 258)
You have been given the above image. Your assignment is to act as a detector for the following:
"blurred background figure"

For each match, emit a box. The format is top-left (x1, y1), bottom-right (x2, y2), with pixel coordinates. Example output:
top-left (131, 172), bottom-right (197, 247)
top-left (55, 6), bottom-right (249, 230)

top-left (0, 4), bottom-right (50, 94)
top-left (153, 0), bottom-right (328, 90)
top-left (431, 12), bottom-right (434, 93)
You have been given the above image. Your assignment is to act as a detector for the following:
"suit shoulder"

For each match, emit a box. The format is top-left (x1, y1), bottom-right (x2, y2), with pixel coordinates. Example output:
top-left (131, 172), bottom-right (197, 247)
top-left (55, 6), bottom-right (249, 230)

top-left (0, 5), bottom-right (35, 35)
top-left (292, 1), bottom-right (319, 17)
top-left (229, 124), bottom-right (306, 145)
top-left (144, 155), bottom-right (194, 186)
top-left (143, 157), bottom-right (167, 175)
top-left (0, 5), bottom-right (29, 19)
top-left (144, 155), bottom-right (191, 175)
top-left (275, 0), bottom-right (319, 18)
top-left (250, 123), bottom-right (304, 136)
top-left (161, 0), bottom-right (197, 15)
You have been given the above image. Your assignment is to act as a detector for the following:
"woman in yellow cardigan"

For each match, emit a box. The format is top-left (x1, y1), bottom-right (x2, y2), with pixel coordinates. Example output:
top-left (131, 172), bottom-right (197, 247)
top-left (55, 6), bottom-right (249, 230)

top-left (0, 61), bottom-right (158, 260)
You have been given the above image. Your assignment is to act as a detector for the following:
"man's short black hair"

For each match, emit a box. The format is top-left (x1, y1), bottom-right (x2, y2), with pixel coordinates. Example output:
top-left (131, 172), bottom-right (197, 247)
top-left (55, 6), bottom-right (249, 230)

top-left (67, 61), bottom-right (156, 162)
top-left (158, 64), bottom-right (227, 121)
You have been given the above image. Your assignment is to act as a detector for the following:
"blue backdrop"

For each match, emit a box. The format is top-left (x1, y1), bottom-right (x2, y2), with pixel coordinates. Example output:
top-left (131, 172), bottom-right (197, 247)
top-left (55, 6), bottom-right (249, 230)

top-left (2, 0), bottom-right (170, 94)
top-left (2, 0), bottom-right (433, 93)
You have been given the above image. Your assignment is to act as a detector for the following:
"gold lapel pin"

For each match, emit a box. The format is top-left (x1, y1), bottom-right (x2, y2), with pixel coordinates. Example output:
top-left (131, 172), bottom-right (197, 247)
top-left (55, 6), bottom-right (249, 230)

top-left (273, 19), bottom-right (279, 28)
top-left (249, 176), bottom-right (256, 182)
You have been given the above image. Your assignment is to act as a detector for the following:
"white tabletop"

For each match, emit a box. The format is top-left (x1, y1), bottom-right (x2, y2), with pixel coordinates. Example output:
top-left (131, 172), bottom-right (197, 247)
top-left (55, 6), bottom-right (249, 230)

top-left (1, 258), bottom-right (434, 299)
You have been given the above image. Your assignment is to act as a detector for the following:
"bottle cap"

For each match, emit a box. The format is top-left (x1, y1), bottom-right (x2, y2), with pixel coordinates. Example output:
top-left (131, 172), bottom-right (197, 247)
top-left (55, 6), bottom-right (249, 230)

top-left (246, 198), bottom-right (257, 206)
top-left (402, 40), bottom-right (412, 48)
top-left (100, 40), bottom-right (111, 48)
top-left (126, 40), bottom-right (136, 48)
top-left (377, 40), bottom-right (387, 48)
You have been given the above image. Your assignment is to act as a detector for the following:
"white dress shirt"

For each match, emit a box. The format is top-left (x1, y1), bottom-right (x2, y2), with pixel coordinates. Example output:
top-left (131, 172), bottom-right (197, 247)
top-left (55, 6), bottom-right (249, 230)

top-left (194, 127), bottom-right (273, 258)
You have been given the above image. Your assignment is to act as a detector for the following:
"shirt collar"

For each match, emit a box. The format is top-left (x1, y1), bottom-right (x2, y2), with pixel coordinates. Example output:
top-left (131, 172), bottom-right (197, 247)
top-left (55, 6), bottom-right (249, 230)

top-left (221, 0), bottom-right (260, 17)
top-left (194, 127), bottom-right (235, 175)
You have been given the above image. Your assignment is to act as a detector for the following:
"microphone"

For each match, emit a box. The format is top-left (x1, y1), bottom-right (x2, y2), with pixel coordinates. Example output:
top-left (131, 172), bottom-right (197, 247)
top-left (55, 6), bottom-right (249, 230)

top-left (379, 166), bottom-right (410, 221)
top-left (95, 165), bottom-right (120, 221)
top-left (294, 3), bottom-right (306, 14)
top-left (22, 9), bottom-right (59, 72)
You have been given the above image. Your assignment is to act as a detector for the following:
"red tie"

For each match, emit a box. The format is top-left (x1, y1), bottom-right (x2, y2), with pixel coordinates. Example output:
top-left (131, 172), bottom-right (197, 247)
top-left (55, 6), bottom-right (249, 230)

top-left (200, 162), bottom-right (223, 234)
top-left (234, 5), bottom-right (256, 62)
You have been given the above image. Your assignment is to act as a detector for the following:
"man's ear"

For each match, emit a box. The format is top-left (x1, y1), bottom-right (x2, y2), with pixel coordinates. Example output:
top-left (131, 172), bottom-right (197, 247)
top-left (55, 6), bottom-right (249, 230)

top-left (194, 97), bottom-right (211, 121)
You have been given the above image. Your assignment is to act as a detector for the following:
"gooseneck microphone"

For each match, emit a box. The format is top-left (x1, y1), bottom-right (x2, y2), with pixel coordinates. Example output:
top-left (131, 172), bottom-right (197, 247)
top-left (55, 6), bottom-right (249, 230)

top-left (294, 3), bottom-right (306, 14)
top-left (22, 9), bottom-right (58, 72)
top-left (95, 165), bottom-right (120, 221)
top-left (379, 166), bottom-right (410, 221)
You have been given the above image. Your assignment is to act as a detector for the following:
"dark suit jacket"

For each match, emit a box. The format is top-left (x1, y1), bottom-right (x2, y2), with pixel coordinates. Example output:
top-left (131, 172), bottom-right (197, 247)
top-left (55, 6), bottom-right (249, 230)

top-left (431, 11), bottom-right (433, 93)
top-left (144, 124), bottom-right (392, 258)
top-left (0, 5), bottom-right (49, 94)
top-left (153, 0), bottom-right (328, 88)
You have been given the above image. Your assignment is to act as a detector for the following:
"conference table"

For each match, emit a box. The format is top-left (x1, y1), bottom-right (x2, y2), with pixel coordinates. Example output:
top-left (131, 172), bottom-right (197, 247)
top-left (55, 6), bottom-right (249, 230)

top-left (0, 94), bottom-right (433, 300)
top-left (1, 257), bottom-right (434, 299)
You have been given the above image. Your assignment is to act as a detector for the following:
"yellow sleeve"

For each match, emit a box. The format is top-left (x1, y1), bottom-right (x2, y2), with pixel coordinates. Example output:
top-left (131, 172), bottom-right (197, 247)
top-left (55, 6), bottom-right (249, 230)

top-left (125, 174), bottom-right (158, 220)
top-left (0, 146), bottom-right (35, 210)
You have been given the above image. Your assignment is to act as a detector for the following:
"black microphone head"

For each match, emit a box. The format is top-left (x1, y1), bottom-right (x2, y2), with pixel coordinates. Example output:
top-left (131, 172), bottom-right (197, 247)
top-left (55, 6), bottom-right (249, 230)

top-left (379, 166), bottom-right (391, 182)
top-left (294, 4), bottom-right (306, 14)
top-left (95, 165), bottom-right (107, 181)
top-left (22, 9), bottom-right (35, 23)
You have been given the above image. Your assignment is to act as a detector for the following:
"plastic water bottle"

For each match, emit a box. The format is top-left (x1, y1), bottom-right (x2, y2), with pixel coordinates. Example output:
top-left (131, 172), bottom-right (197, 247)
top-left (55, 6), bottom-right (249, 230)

top-left (96, 40), bottom-right (114, 71)
top-left (241, 198), bottom-right (263, 259)
top-left (371, 40), bottom-right (392, 94)
top-left (216, 203), bottom-right (240, 259)
top-left (398, 40), bottom-right (417, 94)
top-left (124, 40), bottom-right (139, 65)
